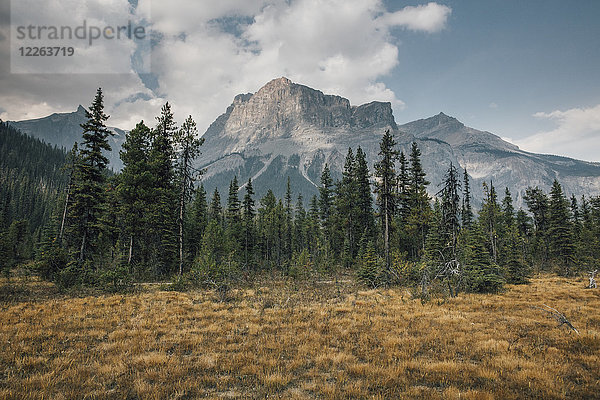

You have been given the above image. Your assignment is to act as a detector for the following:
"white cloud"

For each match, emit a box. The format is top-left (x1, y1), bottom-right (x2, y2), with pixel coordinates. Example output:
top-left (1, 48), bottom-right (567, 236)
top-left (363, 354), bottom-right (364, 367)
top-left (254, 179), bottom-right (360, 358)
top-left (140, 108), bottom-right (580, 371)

top-left (148, 0), bottom-right (450, 133)
top-left (516, 104), bottom-right (600, 162)
top-left (378, 2), bottom-right (452, 33)
top-left (1, 0), bottom-right (452, 133)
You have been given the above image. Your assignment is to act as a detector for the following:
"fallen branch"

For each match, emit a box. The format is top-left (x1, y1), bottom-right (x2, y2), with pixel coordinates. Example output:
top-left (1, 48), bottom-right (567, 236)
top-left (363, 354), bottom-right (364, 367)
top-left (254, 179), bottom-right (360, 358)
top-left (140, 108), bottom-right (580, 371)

top-left (587, 269), bottom-right (597, 289)
top-left (532, 304), bottom-right (579, 335)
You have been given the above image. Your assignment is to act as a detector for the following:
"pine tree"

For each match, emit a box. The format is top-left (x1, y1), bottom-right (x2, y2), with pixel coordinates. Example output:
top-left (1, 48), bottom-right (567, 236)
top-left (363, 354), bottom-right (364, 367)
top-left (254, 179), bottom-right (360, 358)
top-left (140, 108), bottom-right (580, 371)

top-left (548, 180), bottom-right (576, 275)
top-left (406, 142), bottom-right (430, 258)
top-left (226, 177), bottom-right (242, 257)
top-left (173, 115), bottom-right (204, 275)
top-left (479, 181), bottom-right (501, 264)
top-left (284, 177), bottom-right (293, 261)
top-left (149, 102), bottom-right (178, 276)
top-left (434, 163), bottom-right (462, 297)
top-left (307, 194), bottom-right (322, 260)
top-left (439, 163), bottom-right (461, 254)
top-left (68, 88), bottom-right (113, 264)
top-left (117, 121), bottom-right (152, 267)
top-left (397, 151), bottom-right (411, 222)
top-left (209, 188), bottom-right (223, 226)
top-left (335, 148), bottom-right (359, 262)
top-left (354, 147), bottom-right (376, 246)
top-left (374, 130), bottom-right (399, 269)
top-left (242, 178), bottom-right (256, 269)
top-left (293, 193), bottom-right (307, 253)
top-left (460, 221), bottom-right (504, 293)
top-left (319, 164), bottom-right (334, 228)
top-left (524, 186), bottom-right (550, 268)
top-left (461, 168), bottom-right (474, 229)
top-left (502, 187), bottom-right (515, 228)
top-left (188, 184), bottom-right (208, 260)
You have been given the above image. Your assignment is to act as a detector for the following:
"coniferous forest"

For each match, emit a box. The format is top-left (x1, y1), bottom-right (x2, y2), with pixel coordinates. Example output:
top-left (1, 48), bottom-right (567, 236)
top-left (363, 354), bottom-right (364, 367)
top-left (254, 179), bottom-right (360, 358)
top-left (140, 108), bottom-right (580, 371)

top-left (2, 88), bottom-right (600, 295)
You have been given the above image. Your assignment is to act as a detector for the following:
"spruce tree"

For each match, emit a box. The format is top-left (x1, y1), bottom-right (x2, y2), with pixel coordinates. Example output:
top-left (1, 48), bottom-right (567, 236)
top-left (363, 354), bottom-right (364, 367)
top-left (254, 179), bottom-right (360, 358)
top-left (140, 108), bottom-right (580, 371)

top-left (319, 164), bottom-right (334, 228)
top-left (461, 167), bottom-right (474, 228)
top-left (209, 188), bottom-right (223, 226)
top-left (242, 178), bottom-right (256, 269)
top-left (173, 115), bottom-right (204, 275)
top-left (117, 120), bottom-right (152, 267)
top-left (226, 177), bottom-right (242, 257)
top-left (397, 151), bottom-right (411, 222)
top-left (374, 130), bottom-right (399, 269)
top-left (284, 177), bottom-right (293, 261)
top-left (479, 181), bottom-right (501, 264)
top-left (68, 88), bottom-right (113, 264)
top-left (354, 147), bottom-right (376, 246)
top-left (149, 102), bottom-right (178, 276)
top-left (188, 184), bottom-right (208, 260)
top-left (548, 180), bottom-right (576, 275)
top-left (406, 142), bottom-right (430, 258)
top-left (336, 148), bottom-right (359, 261)
top-left (524, 186), bottom-right (550, 268)
top-left (435, 163), bottom-right (462, 296)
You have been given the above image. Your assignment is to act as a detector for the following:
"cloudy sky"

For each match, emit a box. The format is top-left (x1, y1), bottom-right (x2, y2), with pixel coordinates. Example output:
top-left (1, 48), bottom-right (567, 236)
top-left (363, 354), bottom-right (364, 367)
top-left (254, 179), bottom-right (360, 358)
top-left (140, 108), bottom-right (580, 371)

top-left (1, 0), bottom-right (599, 161)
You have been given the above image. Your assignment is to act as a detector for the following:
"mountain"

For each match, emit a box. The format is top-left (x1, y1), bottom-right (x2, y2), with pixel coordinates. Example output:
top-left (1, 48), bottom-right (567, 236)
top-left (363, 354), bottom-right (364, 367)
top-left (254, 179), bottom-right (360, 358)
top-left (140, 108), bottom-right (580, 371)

top-left (197, 77), bottom-right (600, 206)
top-left (198, 77), bottom-right (457, 201)
top-left (8, 105), bottom-right (126, 170)
top-left (400, 112), bottom-right (600, 205)
top-left (7, 77), bottom-right (600, 206)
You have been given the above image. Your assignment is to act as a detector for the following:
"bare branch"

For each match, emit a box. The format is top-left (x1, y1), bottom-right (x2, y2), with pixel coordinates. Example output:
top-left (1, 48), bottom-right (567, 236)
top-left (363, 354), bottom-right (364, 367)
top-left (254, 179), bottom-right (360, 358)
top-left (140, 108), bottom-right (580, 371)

top-left (532, 304), bottom-right (579, 335)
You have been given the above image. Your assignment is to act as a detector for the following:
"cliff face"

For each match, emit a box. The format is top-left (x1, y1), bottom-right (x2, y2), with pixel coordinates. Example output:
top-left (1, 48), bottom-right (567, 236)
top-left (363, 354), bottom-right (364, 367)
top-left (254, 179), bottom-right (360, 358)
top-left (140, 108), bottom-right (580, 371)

top-left (198, 77), bottom-right (600, 205)
top-left (9, 77), bottom-right (600, 205)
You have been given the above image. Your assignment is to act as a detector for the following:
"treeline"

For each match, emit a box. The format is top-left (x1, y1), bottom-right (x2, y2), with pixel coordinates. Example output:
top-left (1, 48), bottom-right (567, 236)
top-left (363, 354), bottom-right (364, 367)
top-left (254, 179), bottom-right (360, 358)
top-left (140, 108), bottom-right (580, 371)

top-left (0, 121), bottom-right (68, 274)
top-left (3, 89), bottom-right (600, 295)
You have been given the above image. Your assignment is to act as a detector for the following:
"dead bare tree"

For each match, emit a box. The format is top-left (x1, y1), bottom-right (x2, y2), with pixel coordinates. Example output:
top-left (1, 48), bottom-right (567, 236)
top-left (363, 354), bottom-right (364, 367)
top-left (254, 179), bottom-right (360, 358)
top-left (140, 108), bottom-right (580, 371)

top-left (587, 269), bottom-right (597, 289)
top-left (532, 304), bottom-right (579, 335)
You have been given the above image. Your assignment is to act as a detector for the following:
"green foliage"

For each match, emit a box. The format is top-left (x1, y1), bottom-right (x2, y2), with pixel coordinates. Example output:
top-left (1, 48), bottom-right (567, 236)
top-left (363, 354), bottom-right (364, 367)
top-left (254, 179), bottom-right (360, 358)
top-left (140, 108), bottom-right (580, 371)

top-left (95, 263), bottom-right (134, 293)
top-left (36, 244), bottom-right (68, 281)
top-left (67, 88), bottom-right (113, 263)
top-left (357, 242), bottom-right (387, 288)
top-left (288, 248), bottom-right (313, 279)
top-left (460, 225), bottom-right (505, 293)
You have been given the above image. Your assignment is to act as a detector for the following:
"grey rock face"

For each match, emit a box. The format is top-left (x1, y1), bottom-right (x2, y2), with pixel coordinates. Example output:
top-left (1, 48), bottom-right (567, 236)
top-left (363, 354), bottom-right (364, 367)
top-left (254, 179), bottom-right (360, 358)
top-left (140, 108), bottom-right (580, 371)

top-left (8, 78), bottom-right (600, 206)
top-left (198, 78), bottom-right (600, 207)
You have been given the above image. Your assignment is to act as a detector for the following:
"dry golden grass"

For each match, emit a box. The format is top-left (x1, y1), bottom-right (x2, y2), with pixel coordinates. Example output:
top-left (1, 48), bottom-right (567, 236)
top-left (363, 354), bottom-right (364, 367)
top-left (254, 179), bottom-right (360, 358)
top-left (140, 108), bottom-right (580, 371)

top-left (0, 274), bottom-right (599, 399)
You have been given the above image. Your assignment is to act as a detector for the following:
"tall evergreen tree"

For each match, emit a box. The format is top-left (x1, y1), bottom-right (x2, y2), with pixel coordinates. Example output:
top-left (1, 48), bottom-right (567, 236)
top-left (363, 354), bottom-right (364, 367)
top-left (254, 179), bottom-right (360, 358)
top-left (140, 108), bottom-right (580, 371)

top-left (461, 167), bottom-right (474, 229)
top-left (336, 148), bottom-right (359, 261)
top-left (68, 88), bottom-right (113, 264)
top-left (524, 186), bottom-right (550, 268)
top-left (226, 176), bottom-right (242, 256)
top-left (354, 147), bottom-right (376, 246)
top-left (406, 142), bottom-right (431, 258)
top-left (188, 184), bottom-right (208, 260)
top-left (242, 178), bottom-right (256, 268)
top-left (173, 115), bottom-right (204, 275)
top-left (209, 188), bottom-right (223, 226)
top-left (502, 187), bottom-right (515, 228)
top-left (319, 164), bottom-right (334, 228)
top-left (479, 181), bottom-right (501, 264)
top-left (435, 163), bottom-right (462, 296)
top-left (397, 151), bottom-right (411, 222)
top-left (149, 102), bottom-right (178, 275)
top-left (117, 121), bottom-right (152, 267)
top-left (374, 130), bottom-right (399, 269)
top-left (548, 180), bottom-right (576, 275)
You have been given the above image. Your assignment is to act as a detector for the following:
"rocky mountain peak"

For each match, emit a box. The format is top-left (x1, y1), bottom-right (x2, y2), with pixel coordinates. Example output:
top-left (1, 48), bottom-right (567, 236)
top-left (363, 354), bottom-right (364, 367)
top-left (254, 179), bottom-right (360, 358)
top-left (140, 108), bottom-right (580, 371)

top-left (76, 105), bottom-right (87, 114)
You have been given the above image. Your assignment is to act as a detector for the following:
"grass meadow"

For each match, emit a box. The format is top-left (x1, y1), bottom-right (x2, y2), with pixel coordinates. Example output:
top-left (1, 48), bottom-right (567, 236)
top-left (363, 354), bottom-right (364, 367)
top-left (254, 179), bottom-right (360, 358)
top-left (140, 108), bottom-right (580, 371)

top-left (0, 274), bottom-right (598, 399)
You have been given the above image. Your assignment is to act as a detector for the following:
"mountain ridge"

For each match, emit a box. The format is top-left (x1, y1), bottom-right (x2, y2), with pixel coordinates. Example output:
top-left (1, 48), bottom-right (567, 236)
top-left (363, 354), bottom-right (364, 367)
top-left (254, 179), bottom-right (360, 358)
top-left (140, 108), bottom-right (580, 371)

top-left (5, 78), bottom-right (600, 206)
